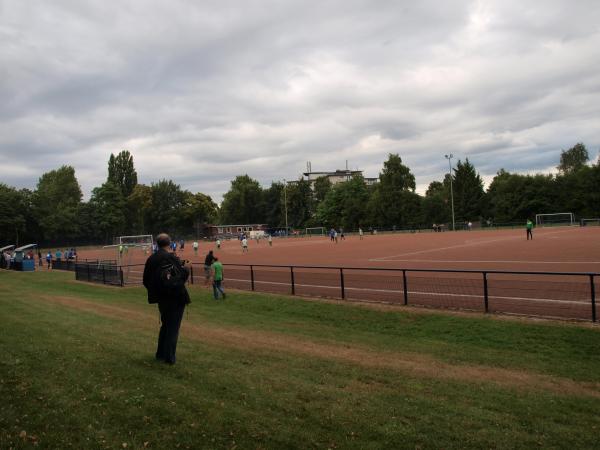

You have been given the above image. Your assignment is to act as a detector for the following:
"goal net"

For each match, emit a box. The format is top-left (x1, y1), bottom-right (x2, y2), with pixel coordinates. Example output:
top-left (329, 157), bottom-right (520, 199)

top-left (535, 213), bottom-right (575, 227)
top-left (305, 227), bottom-right (326, 236)
top-left (580, 218), bottom-right (600, 227)
top-left (106, 235), bottom-right (154, 284)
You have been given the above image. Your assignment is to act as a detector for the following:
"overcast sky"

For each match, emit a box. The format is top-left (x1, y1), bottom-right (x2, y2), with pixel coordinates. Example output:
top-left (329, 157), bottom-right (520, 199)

top-left (1, 0), bottom-right (599, 202)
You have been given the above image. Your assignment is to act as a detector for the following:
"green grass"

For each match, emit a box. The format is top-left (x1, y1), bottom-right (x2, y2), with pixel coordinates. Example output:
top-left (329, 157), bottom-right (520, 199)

top-left (1, 270), bottom-right (600, 449)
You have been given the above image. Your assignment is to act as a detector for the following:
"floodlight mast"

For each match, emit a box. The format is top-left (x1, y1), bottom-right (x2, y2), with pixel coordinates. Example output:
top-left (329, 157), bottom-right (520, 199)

top-left (283, 179), bottom-right (289, 233)
top-left (445, 154), bottom-right (456, 231)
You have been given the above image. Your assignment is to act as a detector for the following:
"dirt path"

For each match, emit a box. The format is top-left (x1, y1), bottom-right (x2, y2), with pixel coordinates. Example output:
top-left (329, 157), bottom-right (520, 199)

top-left (40, 294), bottom-right (600, 399)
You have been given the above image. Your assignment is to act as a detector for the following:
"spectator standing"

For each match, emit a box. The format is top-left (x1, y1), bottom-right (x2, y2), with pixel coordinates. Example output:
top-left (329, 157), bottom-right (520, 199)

top-left (211, 257), bottom-right (225, 300)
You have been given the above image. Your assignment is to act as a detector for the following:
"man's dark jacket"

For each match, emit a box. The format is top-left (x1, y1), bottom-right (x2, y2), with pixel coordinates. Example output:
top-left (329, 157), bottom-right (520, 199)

top-left (143, 248), bottom-right (191, 305)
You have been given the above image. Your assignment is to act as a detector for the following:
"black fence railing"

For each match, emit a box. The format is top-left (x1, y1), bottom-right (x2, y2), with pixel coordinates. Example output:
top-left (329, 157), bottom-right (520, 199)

top-left (52, 259), bottom-right (117, 272)
top-left (75, 262), bottom-right (122, 286)
top-left (78, 261), bottom-right (598, 322)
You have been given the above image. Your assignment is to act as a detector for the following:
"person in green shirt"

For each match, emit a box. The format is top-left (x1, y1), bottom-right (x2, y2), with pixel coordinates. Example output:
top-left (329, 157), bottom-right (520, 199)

top-left (211, 257), bottom-right (226, 300)
top-left (526, 219), bottom-right (533, 240)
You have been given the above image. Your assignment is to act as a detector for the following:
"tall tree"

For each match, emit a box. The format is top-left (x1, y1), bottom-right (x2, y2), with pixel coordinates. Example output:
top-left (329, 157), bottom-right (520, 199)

top-left (423, 179), bottom-right (451, 226)
top-left (89, 181), bottom-right (126, 243)
top-left (0, 184), bottom-right (27, 245)
top-left (557, 143), bottom-right (589, 175)
top-left (317, 175), bottom-right (369, 229)
top-left (127, 184), bottom-right (153, 235)
top-left (285, 178), bottom-right (314, 228)
top-left (313, 176), bottom-right (332, 204)
top-left (452, 158), bottom-right (485, 222)
top-left (263, 182), bottom-right (284, 227)
top-left (370, 154), bottom-right (419, 228)
top-left (181, 191), bottom-right (219, 237)
top-left (220, 175), bottom-right (264, 224)
top-left (147, 180), bottom-right (187, 234)
top-left (107, 150), bottom-right (138, 197)
top-left (33, 165), bottom-right (82, 241)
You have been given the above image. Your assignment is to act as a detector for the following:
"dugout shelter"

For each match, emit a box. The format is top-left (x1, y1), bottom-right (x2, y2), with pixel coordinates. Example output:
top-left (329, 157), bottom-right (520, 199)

top-left (12, 244), bottom-right (38, 271)
top-left (0, 245), bottom-right (15, 269)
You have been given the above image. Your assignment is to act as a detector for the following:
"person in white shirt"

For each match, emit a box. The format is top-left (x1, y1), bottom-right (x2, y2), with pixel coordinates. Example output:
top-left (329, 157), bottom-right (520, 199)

top-left (241, 238), bottom-right (248, 253)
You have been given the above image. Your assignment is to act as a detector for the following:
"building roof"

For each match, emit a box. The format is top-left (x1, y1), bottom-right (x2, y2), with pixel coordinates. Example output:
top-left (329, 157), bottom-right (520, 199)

top-left (303, 169), bottom-right (363, 177)
top-left (0, 245), bottom-right (15, 252)
top-left (15, 244), bottom-right (37, 252)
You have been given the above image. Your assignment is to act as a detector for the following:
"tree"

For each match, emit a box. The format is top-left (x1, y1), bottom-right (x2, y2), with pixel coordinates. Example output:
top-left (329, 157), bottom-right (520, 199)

top-left (33, 166), bottom-right (82, 242)
top-left (220, 175), bottom-right (264, 224)
top-left (108, 150), bottom-right (138, 197)
top-left (369, 154), bottom-right (419, 228)
top-left (423, 179), bottom-right (451, 226)
top-left (89, 181), bottom-right (126, 243)
top-left (313, 176), bottom-right (332, 204)
top-left (127, 184), bottom-right (153, 235)
top-left (0, 184), bottom-right (27, 245)
top-left (147, 180), bottom-right (187, 234)
top-left (285, 179), bottom-right (314, 228)
top-left (262, 182), bottom-right (284, 227)
top-left (317, 175), bottom-right (369, 230)
top-left (557, 143), bottom-right (589, 175)
top-left (181, 191), bottom-right (219, 237)
top-left (452, 158), bottom-right (485, 222)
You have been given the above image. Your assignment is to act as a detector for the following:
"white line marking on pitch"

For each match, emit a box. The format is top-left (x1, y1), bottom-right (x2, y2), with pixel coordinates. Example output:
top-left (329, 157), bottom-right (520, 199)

top-left (370, 259), bottom-right (600, 264)
top-left (225, 278), bottom-right (589, 305)
top-left (369, 228), bottom-right (574, 261)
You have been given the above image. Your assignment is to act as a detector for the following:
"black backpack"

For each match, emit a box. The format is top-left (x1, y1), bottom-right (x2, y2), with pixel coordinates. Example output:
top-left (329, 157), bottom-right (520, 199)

top-left (158, 258), bottom-right (187, 296)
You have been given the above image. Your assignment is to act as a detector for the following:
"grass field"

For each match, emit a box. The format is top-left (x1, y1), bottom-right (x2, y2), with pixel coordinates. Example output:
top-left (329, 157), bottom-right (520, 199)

top-left (1, 271), bottom-right (600, 449)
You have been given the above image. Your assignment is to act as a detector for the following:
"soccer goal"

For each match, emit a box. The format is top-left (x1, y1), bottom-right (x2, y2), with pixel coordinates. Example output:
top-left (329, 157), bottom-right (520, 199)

top-left (580, 218), bottom-right (600, 227)
top-left (105, 235), bottom-right (154, 284)
top-left (305, 227), bottom-right (326, 236)
top-left (535, 213), bottom-right (575, 227)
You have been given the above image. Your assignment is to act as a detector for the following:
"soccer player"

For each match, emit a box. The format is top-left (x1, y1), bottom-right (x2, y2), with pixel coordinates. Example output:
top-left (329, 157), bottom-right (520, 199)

top-left (359, 227), bottom-right (364, 240)
top-left (241, 237), bottom-right (248, 253)
top-left (268, 234), bottom-right (272, 246)
top-left (216, 238), bottom-right (221, 250)
top-left (526, 219), bottom-right (533, 240)
top-left (193, 241), bottom-right (199, 256)
top-left (211, 257), bottom-right (225, 300)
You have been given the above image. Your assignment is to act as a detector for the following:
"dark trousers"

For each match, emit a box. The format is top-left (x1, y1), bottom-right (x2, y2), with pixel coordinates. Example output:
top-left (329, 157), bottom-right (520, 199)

top-left (527, 229), bottom-right (533, 240)
top-left (156, 302), bottom-right (186, 364)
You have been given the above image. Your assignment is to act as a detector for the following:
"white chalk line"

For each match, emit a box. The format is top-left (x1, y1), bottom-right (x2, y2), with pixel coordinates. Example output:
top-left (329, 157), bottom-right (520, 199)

top-left (369, 228), bottom-right (575, 262)
top-left (368, 259), bottom-right (600, 265)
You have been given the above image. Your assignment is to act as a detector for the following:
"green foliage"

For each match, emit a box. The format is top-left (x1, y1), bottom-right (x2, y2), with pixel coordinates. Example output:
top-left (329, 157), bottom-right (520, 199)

top-left (220, 175), bottom-right (264, 224)
top-left (127, 184), bottom-right (153, 235)
top-left (285, 178), bottom-right (313, 228)
top-left (452, 158), bottom-right (485, 222)
top-left (180, 191), bottom-right (218, 235)
top-left (107, 150), bottom-right (138, 197)
top-left (0, 184), bottom-right (27, 245)
top-left (147, 180), bottom-right (187, 234)
top-left (89, 181), bottom-right (126, 243)
top-left (317, 175), bottom-right (369, 229)
top-left (557, 143), bottom-right (589, 175)
top-left (32, 166), bottom-right (82, 241)
top-left (262, 182), bottom-right (284, 228)
top-left (313, 176), bottom-right (332, 203)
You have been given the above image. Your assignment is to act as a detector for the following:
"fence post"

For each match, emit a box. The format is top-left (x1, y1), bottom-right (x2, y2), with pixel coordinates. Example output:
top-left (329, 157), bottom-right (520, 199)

top-left (340, 268), bottom-right (345, 299)
top-left (483, 272), bottom-right (489, 313)
top-left (102, 265), bottom-right (106, 284)
top-left (250, 265), bottom-right (255, 291)
top-left (290, 266), bottom-right (295, 295)
top-left (190, 264), bottom-right (194, 285)
top-left (591, 274), bottom-right (596, 323)
top-left (87, 263), bottom-right (91, 282)
top-left (120, 268), bottom-right (124, 287)
top-left (402, 270), bottom-right (408, 305)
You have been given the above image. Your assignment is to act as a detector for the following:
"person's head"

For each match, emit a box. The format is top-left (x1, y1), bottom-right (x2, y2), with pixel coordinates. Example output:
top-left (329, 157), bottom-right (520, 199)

top-left (214, 257), bottom-right (219, 262)
top-left (156, 233), bottom-right (171, 249)
top-left (209, 250), bottom-right (213, 254)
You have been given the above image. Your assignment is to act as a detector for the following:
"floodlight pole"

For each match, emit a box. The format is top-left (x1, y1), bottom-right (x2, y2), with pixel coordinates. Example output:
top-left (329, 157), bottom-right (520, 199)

top-left (445, 154), bottom-right (456, 231)
top-left (283, 179), bottom-right (289, 234)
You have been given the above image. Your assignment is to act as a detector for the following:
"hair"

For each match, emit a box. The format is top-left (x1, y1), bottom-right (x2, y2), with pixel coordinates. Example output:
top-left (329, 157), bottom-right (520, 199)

top-left (213, 257), bottom-right (219, 261)
top-left (156, 233), bottom-right (171, 248)
top-left (209, 250), bottom-right (213, 254)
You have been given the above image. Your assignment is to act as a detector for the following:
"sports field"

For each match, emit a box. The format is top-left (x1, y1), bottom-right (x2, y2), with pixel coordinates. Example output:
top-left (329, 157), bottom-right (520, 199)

top-left (79, 227), bottom-right (600, 321)
top-left (1, 270), bottom-right (600, 449)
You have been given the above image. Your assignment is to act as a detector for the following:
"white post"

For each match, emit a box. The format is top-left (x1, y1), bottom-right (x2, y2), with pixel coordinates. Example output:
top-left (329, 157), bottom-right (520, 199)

top-left (283, 179), bottom-right (289, 233)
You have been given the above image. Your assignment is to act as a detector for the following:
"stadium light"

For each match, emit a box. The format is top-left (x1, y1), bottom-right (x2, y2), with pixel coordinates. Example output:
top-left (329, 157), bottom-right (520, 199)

top-left (444, 154), bottom-right (456, 231)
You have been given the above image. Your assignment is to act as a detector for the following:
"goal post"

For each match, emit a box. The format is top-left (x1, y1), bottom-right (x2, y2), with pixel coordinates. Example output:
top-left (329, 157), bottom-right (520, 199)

top-left (535, 213), bottom-right (575, 227)
top-left (305, 227), bottom-right (326, 236)
top-left (580, 218), bottom-right (600, 227)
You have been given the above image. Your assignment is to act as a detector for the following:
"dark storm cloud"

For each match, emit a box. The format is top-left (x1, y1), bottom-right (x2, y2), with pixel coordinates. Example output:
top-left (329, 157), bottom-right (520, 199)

top-left (1, 0), bottom-right (599, 200)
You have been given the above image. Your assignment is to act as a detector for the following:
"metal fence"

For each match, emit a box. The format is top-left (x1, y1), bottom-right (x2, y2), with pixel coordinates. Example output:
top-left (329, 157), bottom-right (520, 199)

top-left (75, 262), bottom-right (122, 286)
top-left (53, 259), bottom-right (117, 272)
top-left (80, 261), bottom-right (598, 322)
top-left (188, 263), bottom-right (598, 322)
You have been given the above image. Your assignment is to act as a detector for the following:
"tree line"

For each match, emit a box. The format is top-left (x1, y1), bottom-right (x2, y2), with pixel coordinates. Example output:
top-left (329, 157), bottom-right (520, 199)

top-left (1, 143), bottom-right (598, 246)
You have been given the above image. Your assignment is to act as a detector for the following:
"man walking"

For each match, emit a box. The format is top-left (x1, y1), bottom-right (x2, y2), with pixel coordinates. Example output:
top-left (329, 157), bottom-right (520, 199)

top-left (204, 250), bottom-right (215, 286)
top-left (211, 257), bottom-right (225, 300)
top-left (143, 233), bottom-right (191, 365)
top-left (526, 219), bottom-right (534, 240)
